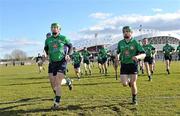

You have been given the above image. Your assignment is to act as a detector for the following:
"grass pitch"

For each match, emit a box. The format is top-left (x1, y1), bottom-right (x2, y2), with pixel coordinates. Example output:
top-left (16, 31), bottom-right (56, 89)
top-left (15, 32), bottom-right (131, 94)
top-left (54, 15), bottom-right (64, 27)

top-left (0, 61), bottom-right (180, 116)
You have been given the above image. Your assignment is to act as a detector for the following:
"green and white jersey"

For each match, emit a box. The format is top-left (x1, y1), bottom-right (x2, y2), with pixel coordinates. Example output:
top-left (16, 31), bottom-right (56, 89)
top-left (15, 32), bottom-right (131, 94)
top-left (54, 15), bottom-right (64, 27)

top-left (143, 44), bottom-right (155, 57)
top-left (97, 54), bottom-right (102, 62)
top-left (45, 34), bottom-right (70, 62)
top-left (117, 38), bottom-right (145, 64)
top-left (176, 45), bottom-right (180, 55)
top-left (163, 44), bottom-right (175, 56)
top-left (81, 50), bottom-right (91, 60)
top-left (72, 51), bottom-right (81, 64)
top-left (99, 47), bottom-right (108, 59)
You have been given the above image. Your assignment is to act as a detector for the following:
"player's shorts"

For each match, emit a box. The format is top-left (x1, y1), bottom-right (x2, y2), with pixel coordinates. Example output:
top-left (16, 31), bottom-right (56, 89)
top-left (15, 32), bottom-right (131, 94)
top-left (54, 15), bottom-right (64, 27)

top-left (144, 56), bottom-right (153, 64)
top-left (101, 57), bottom-right (107, 64)
top-left (120, 63), bottom-right (138, 75)
top-left (178, 54), bottom-right (180, 60)
top-left (110, 56), bottom-right (115, 64)
top-left (37, 61), bottom-right (43, 66)
top-left (48, 58), bottom-right (67, 76)
top-left (83, 59), bottom-right (90, 65)
top-left (90, 59), bottom-right (94, 62)
top-left (74, 63), bottom-right (80, 69)
top-left (98, 59), bottom-right (102, 64)
top-left (164, 55), bottom-right (172, 61)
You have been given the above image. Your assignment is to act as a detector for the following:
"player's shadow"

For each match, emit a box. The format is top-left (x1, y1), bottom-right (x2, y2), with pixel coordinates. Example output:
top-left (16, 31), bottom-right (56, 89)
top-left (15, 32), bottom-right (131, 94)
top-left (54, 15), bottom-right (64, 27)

top-left (0, 97), bottom-right (40, 115)
top-left (0, 106), bottom-right (81, 115)
top-left (0, 103), bottom-right (33, 111)
top-left (60, 105), bottom-right (83, 110)
top-left (2, 81), bottom-right (49, 86)
top-left (57, 101), bottom-right (136, 113)
top-left (0, 97), bottom-right (53, 115)
top-left (0, 100), bottom-right (136, 115)
top-left (14, 76), bottom-right (48, 80)
top-left (0, 107), bottom-right (53, 115)
top-left (0, 97), bottom-right (41, 105)
top-left (0, 104), bottom-right (84, 115)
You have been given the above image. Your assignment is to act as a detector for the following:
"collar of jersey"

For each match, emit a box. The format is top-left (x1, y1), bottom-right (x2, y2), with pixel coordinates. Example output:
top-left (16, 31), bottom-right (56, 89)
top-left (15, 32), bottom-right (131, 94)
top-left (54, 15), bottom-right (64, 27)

top-left (52, 34), bottom-right (61, 39)
top-left (124, 37), bottom-right (133, 44)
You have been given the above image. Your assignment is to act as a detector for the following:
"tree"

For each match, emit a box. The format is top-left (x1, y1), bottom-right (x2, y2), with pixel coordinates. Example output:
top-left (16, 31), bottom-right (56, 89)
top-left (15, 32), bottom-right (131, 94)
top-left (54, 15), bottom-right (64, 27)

top-left (4, 54), bottom-right (12, 60)
top-left (11, 49), bottom-right (27, 60)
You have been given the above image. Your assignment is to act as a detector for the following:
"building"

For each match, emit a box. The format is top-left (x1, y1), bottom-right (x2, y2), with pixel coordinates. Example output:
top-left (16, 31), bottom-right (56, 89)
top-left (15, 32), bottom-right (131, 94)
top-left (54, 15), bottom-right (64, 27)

top-left (72, 29), bottom-right (180, 60)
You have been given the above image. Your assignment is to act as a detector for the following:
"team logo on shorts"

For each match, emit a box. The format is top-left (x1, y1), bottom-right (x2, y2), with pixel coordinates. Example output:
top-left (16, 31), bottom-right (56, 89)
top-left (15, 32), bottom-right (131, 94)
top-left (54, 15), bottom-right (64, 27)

top-left (130, 46), bottom-right (135, 50)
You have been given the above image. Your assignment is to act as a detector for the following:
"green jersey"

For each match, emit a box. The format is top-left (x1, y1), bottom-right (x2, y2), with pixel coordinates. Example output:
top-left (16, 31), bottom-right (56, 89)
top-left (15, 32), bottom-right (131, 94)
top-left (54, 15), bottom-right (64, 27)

top-left (143, 44), bottom-right (155, 57)
top-left (163, 44), bottom-right (175, 56)
top-left (97, 54), bottom-right (102, 62)
top-left (177, 45), bottom-right (180, 55)
top-left (99, 48), bottom-right (108, 58)
top-left (72, 51), bottom-right (81, 64)
top-left (117, 38), bottom-right (145, 64)
top-left (45, 34), bottom-right (71, 62)
top-left (81, 50), bottom-right (91, 60)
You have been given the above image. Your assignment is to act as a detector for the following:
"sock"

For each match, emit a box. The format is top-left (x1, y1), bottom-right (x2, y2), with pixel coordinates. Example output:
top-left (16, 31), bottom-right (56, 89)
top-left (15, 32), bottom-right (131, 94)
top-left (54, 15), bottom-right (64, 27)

top-left (65, 78), bottom-right (69, 85)
top-left (132, 94), bottom-right (137, 101)
top-left (55, 96), bottom-right (61, 103)
top-left (151, 70), bottom-right (153, 74)
top-left (142, 69), bottom-right (144, 73)
top-left (89, 70), bottom-right (91, 74)
top-left (105, 69), bottom-right (107, 73)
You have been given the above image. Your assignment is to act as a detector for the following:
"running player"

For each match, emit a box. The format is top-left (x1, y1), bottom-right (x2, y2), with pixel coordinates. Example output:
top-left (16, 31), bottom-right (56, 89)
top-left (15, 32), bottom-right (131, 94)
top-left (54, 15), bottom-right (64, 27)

top-left (142, 38), bottom-right (156, 81)
top-left (110, 50), bottom-right (119, 80)
top-left (116, 26), bottom-right (146, 105)
top-left (45, 32), bottom-right (72, 100)
top-left (163, 41), bottom-right (175, 74)
top-left (176, 42), bottom-right (180, 61)
top-left (151, 50), bottom-right (157, 72)
top-left (81, 47), bottom-right (92, 75)
top-left (44, 23), bottom-right (73, 109)
top-left (97, 53), bottom-right (103, 73)
top-left (36, 53), bottom-right (45, 73)
top-left (46, 32), bottom-right (51, 39)
top-left (63, 45), bottom-right (72, 90)
top-left (71, 47), bottom-right (82, 80)
top-left (98, 45), bottom-right (108, 75)
top-left (89, 54), bottom-right (95, 67)
top-left (137, 40), bottom-right (144, 74)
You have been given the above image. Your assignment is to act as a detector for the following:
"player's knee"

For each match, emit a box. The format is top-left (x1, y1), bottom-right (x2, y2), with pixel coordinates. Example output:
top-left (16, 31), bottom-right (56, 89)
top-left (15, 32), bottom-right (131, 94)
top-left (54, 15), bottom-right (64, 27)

top-left (130, 82), bottom-right (136, 87)
top-left (122, 81), bottom-right (128, 87)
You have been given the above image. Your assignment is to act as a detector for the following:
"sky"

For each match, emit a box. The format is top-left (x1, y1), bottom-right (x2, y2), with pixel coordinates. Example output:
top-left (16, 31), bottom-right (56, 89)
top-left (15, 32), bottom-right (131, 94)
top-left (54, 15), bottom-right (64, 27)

top-left (0, 0), bottom-right (180, 58)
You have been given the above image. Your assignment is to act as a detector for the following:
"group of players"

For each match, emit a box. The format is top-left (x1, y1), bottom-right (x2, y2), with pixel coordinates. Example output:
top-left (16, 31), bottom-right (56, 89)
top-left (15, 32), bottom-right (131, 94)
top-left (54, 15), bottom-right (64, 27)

top-left (35, 23), bottom-right (180, 109)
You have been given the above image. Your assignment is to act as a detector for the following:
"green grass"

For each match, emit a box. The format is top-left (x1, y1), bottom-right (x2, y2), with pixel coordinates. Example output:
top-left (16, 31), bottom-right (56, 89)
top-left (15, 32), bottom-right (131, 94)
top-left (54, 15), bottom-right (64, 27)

top-left (0, 61), bottom-right (180, 116)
